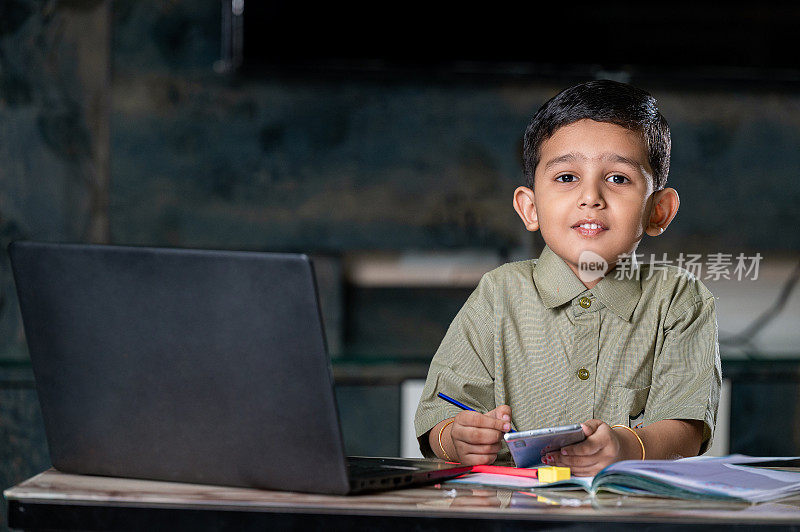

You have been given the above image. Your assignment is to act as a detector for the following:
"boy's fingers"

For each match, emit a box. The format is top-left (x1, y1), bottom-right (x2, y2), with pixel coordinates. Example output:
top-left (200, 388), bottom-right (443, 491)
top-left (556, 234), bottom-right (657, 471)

top-left (561, 438), bottom-right (602, 456)
top-left (454, 442), bottom-right (503, 455)
top-left (459, 453), bottom-right (498, 466)
top-left (581, 419), bottom-right (603, 437)
top-left (453, 425), bottom-right (505, 445)
top-left (559, 454), bottom-right (610, 476)
top-left (490, 404), bottom-right (512, 421)
top-left (456, 410), bottom-right (509, 432)
top-left (551, 453), bottom-right (598, 469)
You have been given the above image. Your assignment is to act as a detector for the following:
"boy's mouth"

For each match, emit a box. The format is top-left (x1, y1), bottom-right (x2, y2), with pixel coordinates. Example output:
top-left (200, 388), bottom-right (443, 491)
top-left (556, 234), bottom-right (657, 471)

top-left (572, 219), bottom-right (608, 237)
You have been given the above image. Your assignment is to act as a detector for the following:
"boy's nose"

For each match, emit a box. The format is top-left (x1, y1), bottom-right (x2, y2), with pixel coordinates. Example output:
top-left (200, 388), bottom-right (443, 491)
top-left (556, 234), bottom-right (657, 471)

top-left (578, 181), bottom-right (606, 208)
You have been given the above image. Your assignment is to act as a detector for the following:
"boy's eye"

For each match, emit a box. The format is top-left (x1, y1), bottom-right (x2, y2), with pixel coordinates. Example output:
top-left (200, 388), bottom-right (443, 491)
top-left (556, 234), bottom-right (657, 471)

top-left (555, 174), bottom-right (577, 183)
top-left (607, 174), bottom-right (629, 184)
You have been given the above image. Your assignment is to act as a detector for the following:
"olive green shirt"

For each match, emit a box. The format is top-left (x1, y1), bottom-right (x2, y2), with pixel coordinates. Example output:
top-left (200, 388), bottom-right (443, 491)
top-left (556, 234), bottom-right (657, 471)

top-left (415, 245), bottom-right (721, 460)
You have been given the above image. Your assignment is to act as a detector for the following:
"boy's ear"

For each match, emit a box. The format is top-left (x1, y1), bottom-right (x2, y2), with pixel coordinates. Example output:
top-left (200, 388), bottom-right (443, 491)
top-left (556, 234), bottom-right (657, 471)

top-left (646, 187), bottom-right (680, 237)
top-left (513, 186), bottom-right (539, 232)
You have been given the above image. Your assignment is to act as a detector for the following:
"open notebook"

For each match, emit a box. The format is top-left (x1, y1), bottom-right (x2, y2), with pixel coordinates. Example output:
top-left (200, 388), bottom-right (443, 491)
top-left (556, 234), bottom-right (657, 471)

top-left (447, 455), bottom-right (800, 502)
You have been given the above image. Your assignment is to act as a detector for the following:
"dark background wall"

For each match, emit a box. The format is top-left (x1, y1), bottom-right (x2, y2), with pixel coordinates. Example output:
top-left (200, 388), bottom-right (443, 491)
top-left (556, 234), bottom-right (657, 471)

top-left (108, 2), bottom-right (800, 255)
top-left (3, 1), bottom-right (800, 362)
top-left (2, 1), bottom-right (800, 523)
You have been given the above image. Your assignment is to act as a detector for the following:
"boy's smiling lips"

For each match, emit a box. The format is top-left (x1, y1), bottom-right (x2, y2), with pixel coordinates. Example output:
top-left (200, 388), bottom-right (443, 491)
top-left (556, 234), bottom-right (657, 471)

top-left (571, 218), bottom-right (608, 237)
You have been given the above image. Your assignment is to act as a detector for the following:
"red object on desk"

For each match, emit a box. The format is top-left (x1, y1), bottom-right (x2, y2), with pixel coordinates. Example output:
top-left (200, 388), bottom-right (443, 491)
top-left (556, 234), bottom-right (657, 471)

top-left (470, 465), bottom-right (539, 478)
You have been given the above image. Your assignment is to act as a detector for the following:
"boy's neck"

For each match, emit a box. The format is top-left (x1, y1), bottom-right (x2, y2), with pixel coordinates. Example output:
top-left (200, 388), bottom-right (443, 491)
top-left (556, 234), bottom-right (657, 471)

top-left (566, 262), bottom-right (629, 290)
top-left (563, 250), bottom-right (641, 290)
top-left (582, 278), bottom-right (601, 290)
top-left (563, 262), bottom-right (602, 289)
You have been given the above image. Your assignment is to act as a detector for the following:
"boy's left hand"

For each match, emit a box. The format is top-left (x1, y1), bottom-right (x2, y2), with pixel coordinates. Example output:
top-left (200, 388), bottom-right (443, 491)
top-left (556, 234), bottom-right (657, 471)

top-left (541, 419), bottom-right (622, 477)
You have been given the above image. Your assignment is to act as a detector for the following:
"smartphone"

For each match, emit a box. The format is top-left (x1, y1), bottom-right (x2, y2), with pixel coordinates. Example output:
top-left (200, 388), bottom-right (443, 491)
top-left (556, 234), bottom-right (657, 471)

top-left (504, 423), bottom-right (586, 468)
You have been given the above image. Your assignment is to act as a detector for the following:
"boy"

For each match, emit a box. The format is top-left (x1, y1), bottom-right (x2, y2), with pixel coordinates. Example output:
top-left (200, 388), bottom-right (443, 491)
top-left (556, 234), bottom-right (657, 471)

top-left (414, 80), bottom-right (721, 476)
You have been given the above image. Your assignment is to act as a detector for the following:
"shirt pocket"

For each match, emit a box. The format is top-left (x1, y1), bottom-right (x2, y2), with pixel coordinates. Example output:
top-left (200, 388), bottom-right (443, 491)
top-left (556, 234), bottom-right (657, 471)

top-left (611, 385), bottom-right (650, 427)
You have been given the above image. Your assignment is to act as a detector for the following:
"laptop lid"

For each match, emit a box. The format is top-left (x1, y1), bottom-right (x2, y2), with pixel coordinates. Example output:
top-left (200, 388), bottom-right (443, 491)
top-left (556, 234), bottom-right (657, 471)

top-left (10, 241), bottom-right (353, 494)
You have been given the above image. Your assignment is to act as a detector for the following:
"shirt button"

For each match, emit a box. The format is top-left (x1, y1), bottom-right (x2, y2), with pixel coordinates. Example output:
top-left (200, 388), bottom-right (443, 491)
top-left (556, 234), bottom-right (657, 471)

top-left (579, 296), bottom-right (591, 308)
top-left (577, 368), bottom-right (590, 380)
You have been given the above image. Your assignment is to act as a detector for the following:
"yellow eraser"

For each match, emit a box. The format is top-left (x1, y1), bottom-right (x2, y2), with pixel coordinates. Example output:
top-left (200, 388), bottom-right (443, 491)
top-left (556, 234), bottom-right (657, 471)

top-left (538, 466), bottom-right (570, 483)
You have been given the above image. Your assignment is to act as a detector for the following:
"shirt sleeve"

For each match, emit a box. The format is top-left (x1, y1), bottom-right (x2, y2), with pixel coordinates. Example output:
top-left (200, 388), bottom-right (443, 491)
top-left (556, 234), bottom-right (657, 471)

top-left (644, 293), bottom-right (722, 454)
top-left (414, 273), bottom-right (497, 457)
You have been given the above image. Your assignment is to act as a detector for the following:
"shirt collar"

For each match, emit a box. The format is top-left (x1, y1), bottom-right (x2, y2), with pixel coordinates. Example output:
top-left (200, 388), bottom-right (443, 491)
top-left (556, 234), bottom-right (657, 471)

top-left (532, 245), bottom-right (642, 322)
top-left (532, 245), bottom-right (586, 309)
top-left (591, 265), bottom-right (642, 322)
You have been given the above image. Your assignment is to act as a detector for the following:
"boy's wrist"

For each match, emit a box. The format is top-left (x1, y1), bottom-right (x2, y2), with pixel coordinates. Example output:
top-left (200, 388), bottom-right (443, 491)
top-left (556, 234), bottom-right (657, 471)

top-left (611, 424), bottom-right (645, 461)
top-left (430, 418), bottom-right (457, 462)
top-left (439, 419), bottom-right (456, 461)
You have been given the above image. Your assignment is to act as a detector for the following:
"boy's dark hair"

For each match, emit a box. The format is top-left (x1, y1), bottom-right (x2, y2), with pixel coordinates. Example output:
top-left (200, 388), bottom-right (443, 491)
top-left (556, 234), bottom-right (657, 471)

top-left (522, 80), bottom-right (671, 190)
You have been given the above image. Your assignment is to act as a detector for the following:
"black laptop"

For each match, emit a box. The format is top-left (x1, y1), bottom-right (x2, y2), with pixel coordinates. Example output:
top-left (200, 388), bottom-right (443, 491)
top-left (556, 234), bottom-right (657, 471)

top-left (9, 241), bottom-right (470, 494)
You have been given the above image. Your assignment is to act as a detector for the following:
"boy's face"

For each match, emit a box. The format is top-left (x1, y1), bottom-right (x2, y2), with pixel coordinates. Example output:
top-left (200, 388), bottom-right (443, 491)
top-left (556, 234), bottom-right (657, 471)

top-left (517, 119), bottom-right (674, 283)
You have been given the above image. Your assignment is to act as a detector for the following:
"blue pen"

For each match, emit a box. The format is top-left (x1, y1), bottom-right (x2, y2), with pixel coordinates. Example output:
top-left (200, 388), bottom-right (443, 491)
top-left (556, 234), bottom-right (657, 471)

top-left (437, 392), bottom-right (515, 432)
top-left (437, 392), bottom-right (477, 411)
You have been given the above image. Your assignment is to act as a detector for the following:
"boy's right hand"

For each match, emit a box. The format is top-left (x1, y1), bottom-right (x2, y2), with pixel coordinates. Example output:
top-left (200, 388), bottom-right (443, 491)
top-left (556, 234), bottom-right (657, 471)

top-left (450, 405), bottom-right (512, 465)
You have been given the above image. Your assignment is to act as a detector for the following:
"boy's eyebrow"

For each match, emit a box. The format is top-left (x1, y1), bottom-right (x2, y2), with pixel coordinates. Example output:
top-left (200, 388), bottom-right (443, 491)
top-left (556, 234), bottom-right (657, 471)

top-left (601, 152), bottom-right (648, 173)
top-left (543, 153), bottom-right (584, 171)
top-left (543, 152), bottom-right (648, 174)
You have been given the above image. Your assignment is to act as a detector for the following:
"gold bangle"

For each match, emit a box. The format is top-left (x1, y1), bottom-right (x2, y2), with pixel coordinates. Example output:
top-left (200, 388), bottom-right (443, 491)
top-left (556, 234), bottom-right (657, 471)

top-left (438, 419), bottom-right (455, 462)
top-left (612, 424), bottom-right (645, 460)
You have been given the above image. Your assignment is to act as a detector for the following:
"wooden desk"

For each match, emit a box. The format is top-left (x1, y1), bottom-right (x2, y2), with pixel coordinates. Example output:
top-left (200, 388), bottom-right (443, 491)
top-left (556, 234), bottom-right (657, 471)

top-left (6, 469), bottom-right (800, 531)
